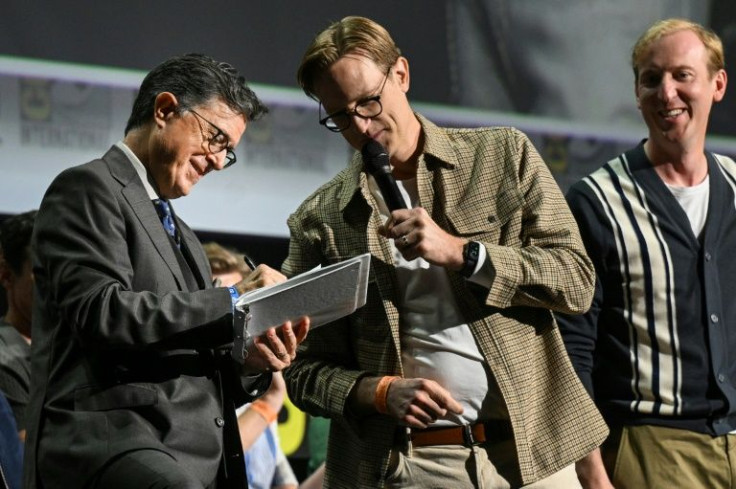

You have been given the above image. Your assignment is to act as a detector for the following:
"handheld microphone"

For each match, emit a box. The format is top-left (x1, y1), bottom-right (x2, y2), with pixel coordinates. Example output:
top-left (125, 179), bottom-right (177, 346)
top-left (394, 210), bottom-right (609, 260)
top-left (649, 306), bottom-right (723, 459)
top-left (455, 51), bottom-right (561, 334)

top-left (361, 140), bottom-right (407, 212)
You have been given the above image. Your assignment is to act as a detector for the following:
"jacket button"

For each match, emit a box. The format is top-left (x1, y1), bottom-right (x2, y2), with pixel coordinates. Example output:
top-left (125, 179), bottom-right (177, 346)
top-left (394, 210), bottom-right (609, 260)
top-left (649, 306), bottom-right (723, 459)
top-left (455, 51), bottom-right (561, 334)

top-left (215, 417), bottom-right (225, 427)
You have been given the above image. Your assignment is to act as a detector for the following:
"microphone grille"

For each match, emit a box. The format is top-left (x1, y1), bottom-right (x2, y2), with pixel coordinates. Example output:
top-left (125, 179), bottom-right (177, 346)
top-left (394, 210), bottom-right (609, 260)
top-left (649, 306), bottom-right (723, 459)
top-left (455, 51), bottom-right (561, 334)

top-left (361, 140), bottom-right (390, 175)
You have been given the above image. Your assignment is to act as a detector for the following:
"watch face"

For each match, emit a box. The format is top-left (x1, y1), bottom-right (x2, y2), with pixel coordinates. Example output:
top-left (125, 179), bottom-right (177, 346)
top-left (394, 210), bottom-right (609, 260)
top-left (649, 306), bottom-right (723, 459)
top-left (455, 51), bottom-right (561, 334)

top-left (468, 241), bottom-right (480, 260)
top-left (462, 241), bottom-right (480, 278)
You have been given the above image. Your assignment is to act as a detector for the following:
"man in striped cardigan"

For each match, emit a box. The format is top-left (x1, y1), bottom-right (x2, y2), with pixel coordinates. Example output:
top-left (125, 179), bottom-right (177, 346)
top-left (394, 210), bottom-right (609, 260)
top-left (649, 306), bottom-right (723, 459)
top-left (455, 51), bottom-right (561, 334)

top-left (558, 18), bottom-right (735, 489)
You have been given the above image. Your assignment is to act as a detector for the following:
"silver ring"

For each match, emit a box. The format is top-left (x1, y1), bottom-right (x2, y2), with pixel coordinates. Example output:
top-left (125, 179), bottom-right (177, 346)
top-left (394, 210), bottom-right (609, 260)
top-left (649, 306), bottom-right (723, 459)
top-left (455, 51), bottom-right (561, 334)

top-left (400, 235), bottom-right (409, 246)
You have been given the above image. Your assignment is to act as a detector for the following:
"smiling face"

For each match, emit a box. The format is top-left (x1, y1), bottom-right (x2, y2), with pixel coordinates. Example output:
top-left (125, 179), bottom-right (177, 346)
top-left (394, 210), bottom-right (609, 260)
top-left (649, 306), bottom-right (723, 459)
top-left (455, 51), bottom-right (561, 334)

top-left (635, 29), bottom-right (727, 154)
top-left (313, 54), bottom-right (421, 167)
top-left (148, 93), bottom-right (246, 199)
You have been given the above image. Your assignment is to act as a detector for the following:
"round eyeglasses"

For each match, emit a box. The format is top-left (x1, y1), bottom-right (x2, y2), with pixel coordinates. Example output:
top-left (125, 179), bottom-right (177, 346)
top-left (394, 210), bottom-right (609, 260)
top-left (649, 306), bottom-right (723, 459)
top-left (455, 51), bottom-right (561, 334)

top-left (318, 68), bottom-right (390, 133)
top-left (189, 109), bottom-right (237, 168)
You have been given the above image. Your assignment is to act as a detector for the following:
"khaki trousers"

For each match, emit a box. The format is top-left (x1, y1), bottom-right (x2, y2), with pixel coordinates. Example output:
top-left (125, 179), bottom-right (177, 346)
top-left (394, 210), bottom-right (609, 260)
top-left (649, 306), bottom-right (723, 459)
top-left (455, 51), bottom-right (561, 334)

top-left (384, 439), bottom-right (580, 489)
top-left (602, 424), bottom-right (736, 489)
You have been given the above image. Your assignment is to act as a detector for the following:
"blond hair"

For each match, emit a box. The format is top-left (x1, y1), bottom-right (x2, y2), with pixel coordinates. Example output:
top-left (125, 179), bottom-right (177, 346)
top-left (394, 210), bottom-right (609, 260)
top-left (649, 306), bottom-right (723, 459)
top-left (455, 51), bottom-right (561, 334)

top-left (632, 18), bottom-right (724, 83)
top-left (297, 16), bottom-right (401, 99)
top-left (202, 242), bottom-right (250, 277)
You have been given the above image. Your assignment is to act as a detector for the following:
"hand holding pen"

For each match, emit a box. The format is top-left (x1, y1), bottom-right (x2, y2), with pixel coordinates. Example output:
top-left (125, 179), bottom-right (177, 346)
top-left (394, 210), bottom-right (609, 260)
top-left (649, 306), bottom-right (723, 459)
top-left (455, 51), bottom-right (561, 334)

top-left (234, 254), bottom-right (287, 294)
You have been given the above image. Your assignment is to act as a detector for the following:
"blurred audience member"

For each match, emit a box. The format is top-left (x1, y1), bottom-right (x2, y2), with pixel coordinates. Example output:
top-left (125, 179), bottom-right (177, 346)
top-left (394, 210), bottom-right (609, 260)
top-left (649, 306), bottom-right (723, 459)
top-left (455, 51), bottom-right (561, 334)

top-left (0, 392), bottom-right (22, 489)
top-left (0, 210), bottom-right (36, 440)
top-left (204, 242), bottom-right (304, 489)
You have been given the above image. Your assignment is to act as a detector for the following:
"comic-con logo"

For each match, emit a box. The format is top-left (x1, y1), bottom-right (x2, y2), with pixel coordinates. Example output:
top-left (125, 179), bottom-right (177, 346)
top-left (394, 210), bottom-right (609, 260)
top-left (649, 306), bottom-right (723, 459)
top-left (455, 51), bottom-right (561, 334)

top-left (20, 78), bottom-right (52, 122)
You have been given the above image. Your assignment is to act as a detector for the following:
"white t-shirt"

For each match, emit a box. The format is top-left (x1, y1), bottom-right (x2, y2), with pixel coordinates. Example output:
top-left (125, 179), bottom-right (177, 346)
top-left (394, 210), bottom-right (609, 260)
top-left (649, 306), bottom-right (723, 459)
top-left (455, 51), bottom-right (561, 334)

top-left (666, 174), bottom-right (709, 239)
top-left (367, 175), bottom-right (507, 426)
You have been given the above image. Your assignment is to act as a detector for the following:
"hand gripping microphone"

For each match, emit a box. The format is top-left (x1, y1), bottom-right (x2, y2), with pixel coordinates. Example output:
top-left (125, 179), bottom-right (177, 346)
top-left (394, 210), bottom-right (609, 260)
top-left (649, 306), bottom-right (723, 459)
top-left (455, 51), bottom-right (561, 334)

top-left (361, 140), bottom-right (407, 211)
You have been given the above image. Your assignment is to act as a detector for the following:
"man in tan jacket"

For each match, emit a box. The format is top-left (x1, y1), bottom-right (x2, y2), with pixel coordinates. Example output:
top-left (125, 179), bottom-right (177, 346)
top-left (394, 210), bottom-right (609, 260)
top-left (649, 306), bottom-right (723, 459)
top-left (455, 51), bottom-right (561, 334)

top-left (283, 16), bottom-right (607, 489)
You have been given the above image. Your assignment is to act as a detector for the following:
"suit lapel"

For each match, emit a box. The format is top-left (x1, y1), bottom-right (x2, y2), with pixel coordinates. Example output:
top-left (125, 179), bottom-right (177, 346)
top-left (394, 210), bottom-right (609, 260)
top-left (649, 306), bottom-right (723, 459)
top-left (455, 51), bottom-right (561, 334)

top-left (103, 147), bottom-right (189, 290)
top-left (177, 219), bottom-right (209, 290)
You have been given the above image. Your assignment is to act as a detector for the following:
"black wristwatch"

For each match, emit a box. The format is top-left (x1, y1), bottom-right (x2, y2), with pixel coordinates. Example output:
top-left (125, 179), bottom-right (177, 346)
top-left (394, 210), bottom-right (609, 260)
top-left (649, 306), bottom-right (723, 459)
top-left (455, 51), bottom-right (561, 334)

top-left (461, 241), bottom-right (480, 278)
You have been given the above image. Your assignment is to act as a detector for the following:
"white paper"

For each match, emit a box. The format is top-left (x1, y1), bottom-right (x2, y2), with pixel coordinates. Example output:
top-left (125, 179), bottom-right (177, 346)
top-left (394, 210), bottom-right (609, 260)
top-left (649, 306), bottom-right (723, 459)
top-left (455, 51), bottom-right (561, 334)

top-left (235, 253), bottom-right (371, 337)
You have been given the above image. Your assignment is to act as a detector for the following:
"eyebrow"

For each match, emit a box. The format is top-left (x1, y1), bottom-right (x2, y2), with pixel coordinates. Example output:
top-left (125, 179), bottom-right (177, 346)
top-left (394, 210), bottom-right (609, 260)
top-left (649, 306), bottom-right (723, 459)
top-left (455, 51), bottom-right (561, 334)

top-left (192, 109), bottom-right (234, 147)
top-left (324, 70), bottom-right (389, 117)
top-left (209, 121), bottom-right (232, 145)
top-left (324, 94), bottom-right (378, 117)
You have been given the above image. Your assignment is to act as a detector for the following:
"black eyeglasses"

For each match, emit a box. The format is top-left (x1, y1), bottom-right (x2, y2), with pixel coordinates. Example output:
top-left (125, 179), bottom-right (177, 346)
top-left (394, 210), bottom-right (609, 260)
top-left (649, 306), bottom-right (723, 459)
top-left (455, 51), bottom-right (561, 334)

top-left (189, 109), bottom-right (237, 168)
top-left (318, 68), bottom-right (391, 133)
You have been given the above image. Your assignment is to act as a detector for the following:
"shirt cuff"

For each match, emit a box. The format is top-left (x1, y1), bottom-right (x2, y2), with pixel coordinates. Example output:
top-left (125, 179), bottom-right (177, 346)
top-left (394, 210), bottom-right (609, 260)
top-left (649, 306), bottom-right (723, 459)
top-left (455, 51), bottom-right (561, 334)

top-left (227, 286), bottom-right (239, 309)
top-left (241, 371), bottom-right (273, 398)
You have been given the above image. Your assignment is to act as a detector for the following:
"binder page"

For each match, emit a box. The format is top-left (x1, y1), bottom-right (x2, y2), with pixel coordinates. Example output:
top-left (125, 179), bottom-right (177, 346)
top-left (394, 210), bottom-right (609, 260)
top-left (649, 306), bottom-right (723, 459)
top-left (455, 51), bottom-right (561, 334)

top-left (236, 253), bottom-right (370, 337)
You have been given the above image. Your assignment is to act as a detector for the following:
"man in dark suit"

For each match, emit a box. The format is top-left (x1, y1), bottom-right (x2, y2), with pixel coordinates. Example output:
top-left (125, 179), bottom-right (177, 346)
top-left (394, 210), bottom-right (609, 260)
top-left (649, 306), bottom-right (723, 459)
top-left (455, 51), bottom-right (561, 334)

top-left (23, 53), bottom-right (309, 489)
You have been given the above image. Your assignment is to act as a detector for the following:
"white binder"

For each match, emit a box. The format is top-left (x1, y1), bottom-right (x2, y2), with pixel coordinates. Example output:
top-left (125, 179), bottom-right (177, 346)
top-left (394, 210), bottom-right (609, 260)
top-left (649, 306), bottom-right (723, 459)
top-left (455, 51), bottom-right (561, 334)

top-left (232, 253), bottom-right (371, 363)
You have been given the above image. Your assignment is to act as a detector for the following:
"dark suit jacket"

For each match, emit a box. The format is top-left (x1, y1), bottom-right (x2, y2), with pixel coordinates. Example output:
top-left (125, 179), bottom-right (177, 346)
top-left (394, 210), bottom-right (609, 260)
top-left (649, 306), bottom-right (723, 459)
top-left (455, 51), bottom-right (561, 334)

top-left (24, 146), bottom-right (262, 488)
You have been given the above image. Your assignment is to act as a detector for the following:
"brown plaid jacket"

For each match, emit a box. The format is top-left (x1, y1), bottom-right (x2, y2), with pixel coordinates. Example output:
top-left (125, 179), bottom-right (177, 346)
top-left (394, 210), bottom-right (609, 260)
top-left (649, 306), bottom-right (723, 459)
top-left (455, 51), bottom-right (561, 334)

top-left (283, 114), bottom-right (607, 488)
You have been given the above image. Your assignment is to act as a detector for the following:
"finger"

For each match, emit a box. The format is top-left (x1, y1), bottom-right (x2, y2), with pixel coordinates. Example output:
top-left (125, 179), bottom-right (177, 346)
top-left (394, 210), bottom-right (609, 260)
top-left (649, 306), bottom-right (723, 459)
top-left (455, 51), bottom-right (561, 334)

top-left (294, 317), bottom-right (310, 343)
top-left (413, 393), bottom-right (447, 419)
top-left (236, 269), bottom-right (263, 293)
top-left (260, 265), bottom-right (287, 282)
top-left (279, 321), bottom-right (298, 360)
top-left (252, 338), bottom-right (287, 370)
top-left (265, 327), bottom-right (291, 363)
top-left (384, 210), bottom-right (414, 238)
top-left (255, 327), bottom-right (284, 358)
top-left (377, 223), bottom-right (390, 238)
top-left (395, 232), bottom-right (412, 249)
top-left (253, 266), bottom-right (287, 287)
top-left (406, 403), bottom-right (436, 426)
top-left (389, 209), bottom-right (412, 223)
top-left (389, 220), bottom-right (410, 240)
top-left (428, 387), bottom-right (464, 415)
top-left (402, 413), bottom-right (430, 429)
top-left (254, 333), bottom-right (289, 364)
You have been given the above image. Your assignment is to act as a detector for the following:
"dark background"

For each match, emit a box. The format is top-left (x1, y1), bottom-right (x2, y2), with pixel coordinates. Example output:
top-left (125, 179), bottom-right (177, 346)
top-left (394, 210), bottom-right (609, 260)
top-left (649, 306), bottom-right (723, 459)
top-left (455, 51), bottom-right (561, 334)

top-left (0, 1), bottom-right (451, 104)
top-left (3, 1), bottom-right (736, 268)
top-left (0, 0), bottom-right (452, 310)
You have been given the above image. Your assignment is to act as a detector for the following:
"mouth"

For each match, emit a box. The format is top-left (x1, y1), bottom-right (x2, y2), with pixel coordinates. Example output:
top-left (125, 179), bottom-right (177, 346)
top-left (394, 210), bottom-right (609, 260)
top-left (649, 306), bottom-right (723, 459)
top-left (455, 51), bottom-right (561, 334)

top-left (367, 127), bottom-right (386, 139)
top-left (660, 108), bottom-right (686, 119)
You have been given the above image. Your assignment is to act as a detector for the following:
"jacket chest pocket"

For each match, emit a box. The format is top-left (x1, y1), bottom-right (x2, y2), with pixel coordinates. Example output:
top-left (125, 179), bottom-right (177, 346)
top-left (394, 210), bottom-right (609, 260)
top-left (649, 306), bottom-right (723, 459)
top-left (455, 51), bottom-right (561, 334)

top-left (446, 187), bottom-right (524, 244)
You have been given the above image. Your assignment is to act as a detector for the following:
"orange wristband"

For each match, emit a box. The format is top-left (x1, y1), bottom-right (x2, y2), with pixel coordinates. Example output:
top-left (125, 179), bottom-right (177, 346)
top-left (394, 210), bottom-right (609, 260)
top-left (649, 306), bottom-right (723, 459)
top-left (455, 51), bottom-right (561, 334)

top-left (249, 399), bottom-right (279, 424)
top-left (374, 376), bottom-right (400, 414)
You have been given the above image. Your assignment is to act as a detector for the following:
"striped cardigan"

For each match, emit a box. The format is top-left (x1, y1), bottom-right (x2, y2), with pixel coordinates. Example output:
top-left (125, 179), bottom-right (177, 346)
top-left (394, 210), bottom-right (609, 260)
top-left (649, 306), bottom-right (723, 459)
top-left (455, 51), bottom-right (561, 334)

top-left (559, 142), bottom-right (736, 435)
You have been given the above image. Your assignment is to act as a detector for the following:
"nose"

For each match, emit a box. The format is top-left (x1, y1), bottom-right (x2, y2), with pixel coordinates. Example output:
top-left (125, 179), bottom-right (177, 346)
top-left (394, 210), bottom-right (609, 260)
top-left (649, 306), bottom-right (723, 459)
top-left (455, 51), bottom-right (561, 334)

top-left (205, 151), bottom-right (224, 171)
top-left (658, 75), bottom-right (677, 102)
top-left (352, 114), bottom-right (372, 134)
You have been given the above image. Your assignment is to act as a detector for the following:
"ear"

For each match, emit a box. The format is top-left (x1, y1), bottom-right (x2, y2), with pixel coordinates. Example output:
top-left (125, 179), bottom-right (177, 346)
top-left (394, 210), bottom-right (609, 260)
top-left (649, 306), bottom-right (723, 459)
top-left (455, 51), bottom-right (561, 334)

top-left (393, 56), bottom-right (411, 93)
top-left (153, 92), bottom-right (179, 128)
top-left (713, 69), bottom-right (727, 103)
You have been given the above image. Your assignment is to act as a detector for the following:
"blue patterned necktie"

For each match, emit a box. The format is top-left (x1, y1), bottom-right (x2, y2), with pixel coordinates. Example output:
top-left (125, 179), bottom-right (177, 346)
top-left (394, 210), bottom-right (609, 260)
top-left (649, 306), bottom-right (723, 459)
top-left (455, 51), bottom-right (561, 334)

top-left (153, 199), bottom-right (179, 246)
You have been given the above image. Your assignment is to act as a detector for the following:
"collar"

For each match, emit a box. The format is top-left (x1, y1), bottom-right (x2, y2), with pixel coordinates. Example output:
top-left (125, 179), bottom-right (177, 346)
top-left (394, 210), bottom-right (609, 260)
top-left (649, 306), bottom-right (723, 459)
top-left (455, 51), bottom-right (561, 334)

top-left (415, 113), bottom-right (458, 170)
top-left (335, 112), bottom-right (458, 214)
top-left (115, 140), bottom-right (159, 200)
